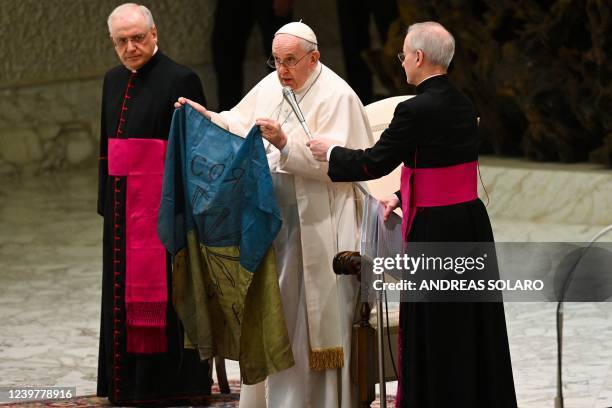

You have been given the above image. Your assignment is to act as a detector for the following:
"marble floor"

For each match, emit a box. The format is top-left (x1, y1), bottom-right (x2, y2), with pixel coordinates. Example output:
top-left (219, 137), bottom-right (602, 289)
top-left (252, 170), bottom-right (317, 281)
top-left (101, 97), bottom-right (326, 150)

top-left (1, 164), bottom-right (612, 407)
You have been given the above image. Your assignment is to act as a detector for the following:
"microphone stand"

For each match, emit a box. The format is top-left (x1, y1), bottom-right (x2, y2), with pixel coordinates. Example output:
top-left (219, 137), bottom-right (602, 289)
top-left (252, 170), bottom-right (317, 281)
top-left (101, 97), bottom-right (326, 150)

top-left (283, 88), bottom-right (384, 403)
top-left (555, 224), bottom-right (612, 408)
top-left (281, 88), bottom-right (389, 406)
top-left (377, 271), bottom-right (387, 407)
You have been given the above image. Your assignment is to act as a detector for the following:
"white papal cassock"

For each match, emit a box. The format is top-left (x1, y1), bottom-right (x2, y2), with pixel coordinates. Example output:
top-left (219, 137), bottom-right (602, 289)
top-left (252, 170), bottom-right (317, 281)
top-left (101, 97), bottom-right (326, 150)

top-left (210, 61), bottom-right (374, 408)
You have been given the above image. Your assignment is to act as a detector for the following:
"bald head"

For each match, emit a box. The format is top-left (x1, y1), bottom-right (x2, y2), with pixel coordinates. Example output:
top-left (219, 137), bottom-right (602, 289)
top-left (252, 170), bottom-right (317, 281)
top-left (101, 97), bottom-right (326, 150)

top-left (406, 21), bottom-right (455, 69)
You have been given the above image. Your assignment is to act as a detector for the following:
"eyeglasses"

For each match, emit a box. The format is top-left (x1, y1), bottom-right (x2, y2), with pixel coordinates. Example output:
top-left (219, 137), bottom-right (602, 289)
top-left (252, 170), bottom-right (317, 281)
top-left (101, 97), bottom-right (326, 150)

top-left (398, 49), bottom-right (422, 64)
top-left (266, 51), bottom-right (312, 69)
top-left (113, 32), bottom-right (149, 48)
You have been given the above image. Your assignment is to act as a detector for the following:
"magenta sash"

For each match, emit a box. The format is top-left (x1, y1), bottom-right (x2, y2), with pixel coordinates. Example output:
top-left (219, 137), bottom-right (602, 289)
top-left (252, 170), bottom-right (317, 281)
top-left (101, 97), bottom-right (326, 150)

top-left (108, 138), bottom-right (168, 354)
top-left (399, 161), bottom-right (478, 240)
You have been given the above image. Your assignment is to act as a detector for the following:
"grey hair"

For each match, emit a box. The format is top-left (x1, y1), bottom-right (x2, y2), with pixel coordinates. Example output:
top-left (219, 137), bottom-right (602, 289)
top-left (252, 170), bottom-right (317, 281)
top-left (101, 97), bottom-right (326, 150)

top-left (407, 21), bottom-right (455, 69)
top-left (300, 38), bottom-right (318, 53)
top-left (107, 3), bottom-right (155, 33)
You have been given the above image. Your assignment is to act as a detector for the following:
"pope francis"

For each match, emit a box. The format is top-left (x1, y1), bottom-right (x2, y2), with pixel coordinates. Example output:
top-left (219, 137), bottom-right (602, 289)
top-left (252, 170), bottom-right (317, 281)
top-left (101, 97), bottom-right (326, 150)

top-left (176, 21), bottom-right (374, 408)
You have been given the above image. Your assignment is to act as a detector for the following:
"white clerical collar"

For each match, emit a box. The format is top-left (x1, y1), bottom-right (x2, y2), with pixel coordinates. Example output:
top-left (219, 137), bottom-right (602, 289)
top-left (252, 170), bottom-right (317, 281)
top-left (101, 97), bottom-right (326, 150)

top-left (293, 62), bottom-right (322, 95)
top-left (416, 73), bottom-right (445, 86)
top-left (131, 45), bottom-right (158, 73)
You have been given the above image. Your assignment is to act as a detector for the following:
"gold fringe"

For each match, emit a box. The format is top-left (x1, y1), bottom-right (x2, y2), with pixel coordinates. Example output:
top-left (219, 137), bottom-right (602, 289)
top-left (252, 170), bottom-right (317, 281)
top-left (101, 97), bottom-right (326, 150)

top-left (309, 347), bottom-right (344, 370)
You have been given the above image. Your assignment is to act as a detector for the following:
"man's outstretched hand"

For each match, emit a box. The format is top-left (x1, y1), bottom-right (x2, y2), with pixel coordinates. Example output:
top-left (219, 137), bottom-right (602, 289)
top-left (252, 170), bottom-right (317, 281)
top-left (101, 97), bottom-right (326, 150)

top-left (306, 138), bottom-right (334, 162)
top-left (174, 97), bottom-right (211, 119)
top-left (255, 118), bottom-right (288, 150)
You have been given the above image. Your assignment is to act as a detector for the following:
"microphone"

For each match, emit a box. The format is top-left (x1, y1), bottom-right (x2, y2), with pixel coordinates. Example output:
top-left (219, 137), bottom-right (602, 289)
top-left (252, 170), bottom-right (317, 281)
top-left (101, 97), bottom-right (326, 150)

top-left (282, 86), bottom-right (313, 139)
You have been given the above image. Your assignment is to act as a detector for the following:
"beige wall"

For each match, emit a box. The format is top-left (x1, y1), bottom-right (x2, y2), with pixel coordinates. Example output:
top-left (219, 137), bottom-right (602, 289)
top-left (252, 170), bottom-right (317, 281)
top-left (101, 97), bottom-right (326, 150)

top-left (1, 1), bottom-right (213, 87)
top-left (0, 0), bottom-right (342, 176)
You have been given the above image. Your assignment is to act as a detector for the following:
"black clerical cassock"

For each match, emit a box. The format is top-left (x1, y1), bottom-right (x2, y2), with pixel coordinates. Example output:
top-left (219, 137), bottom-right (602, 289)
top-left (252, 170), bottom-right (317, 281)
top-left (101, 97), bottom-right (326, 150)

top-left (97, 51), bottom-right (211, 405)
top-left (329, 75), bottom-right (518, 408)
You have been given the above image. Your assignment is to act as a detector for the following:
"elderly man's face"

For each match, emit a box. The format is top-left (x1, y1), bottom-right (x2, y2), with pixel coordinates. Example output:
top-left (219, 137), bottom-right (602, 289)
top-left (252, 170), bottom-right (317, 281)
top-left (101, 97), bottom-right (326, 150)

top-left (271, 34), bottom-right (319, 91)
top-left (402, 34), bottom-right (418, 86)
top-left (109, 10), bottom-right (157, 71)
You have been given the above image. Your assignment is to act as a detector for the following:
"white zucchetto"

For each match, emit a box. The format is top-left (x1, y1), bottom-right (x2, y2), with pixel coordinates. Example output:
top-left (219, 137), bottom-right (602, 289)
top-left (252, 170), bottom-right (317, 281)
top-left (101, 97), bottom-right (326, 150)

top-left (274, 21), bottom-right (318, 45)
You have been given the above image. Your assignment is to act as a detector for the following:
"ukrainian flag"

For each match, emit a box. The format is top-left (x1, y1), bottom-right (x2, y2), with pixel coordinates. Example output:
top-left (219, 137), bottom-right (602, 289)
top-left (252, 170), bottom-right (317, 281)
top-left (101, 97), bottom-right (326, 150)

top-left (158, 105), bottom-right (294, 384)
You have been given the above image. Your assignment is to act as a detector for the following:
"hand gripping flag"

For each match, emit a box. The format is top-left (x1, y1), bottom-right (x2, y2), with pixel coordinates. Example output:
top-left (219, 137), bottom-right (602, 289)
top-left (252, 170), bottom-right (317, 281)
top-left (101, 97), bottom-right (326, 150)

top-left (158, 105), bottom-right (294, 384)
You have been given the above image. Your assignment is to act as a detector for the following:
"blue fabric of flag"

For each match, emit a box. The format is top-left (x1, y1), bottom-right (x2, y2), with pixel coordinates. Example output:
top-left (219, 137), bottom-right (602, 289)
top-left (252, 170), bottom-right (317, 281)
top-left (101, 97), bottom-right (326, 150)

top-left (158, 105), bottom-right (282, 272)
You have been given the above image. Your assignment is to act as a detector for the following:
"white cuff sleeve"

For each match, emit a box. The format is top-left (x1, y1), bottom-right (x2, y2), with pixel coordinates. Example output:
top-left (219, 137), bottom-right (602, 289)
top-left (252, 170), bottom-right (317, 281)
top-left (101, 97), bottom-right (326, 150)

top-left (327, 145), bottom-right (339, 162)
top-left (280, 142), bottom-right (290, 158)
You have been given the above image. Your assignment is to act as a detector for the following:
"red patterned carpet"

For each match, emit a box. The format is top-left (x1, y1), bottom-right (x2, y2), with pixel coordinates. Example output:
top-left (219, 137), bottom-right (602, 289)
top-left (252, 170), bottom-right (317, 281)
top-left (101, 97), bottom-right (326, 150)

top-left (0, 381), bottom-right (395, 407)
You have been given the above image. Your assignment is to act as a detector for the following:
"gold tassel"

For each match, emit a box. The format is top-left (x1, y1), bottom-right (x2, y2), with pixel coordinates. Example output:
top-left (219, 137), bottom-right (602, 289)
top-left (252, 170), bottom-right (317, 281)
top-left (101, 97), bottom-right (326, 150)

top-left (309, 347), bottom-right (344, 370)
